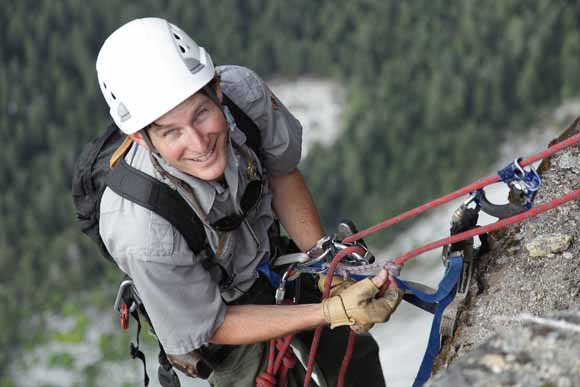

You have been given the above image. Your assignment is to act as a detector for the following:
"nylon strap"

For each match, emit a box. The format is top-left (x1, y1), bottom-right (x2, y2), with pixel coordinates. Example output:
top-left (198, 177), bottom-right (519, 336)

top-left (222, 94), bottom-right (262, 153)
top-left (106, 157), bottom-right (208, 254)
top-left (394, 255), bottom-right (463, 387)
top-left (129, 309), bottom-right (150, 387)
top-left (110, 136), bottom-right (134, 168)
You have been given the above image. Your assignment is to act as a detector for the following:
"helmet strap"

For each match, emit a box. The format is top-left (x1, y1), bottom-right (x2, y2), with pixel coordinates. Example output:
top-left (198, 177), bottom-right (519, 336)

top-left (141, 128), bottom-right (181, 188)
top-left (142, 128), bottom-right (161, 157)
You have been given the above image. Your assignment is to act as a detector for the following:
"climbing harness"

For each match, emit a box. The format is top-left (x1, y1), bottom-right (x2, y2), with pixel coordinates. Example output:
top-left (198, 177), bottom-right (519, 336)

top-left (269, 130), bottom-right (580, 387)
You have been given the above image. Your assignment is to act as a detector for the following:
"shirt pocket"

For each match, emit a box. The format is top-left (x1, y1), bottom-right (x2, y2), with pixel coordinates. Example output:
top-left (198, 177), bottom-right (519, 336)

top-left (147, 212), bottom-right (175, 257)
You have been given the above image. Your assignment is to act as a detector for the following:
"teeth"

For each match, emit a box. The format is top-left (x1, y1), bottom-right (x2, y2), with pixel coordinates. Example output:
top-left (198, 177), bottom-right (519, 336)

top-left (191, 141), bottom-right (216, 162)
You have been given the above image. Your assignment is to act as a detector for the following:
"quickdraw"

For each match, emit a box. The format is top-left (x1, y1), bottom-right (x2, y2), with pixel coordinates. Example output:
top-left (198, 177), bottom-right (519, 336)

top-left (269, 130), bottom-right (580, 387)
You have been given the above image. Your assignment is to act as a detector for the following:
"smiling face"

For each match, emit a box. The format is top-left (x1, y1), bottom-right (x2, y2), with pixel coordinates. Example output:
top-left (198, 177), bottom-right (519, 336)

top-left (130, 84), bottom-right (229, 181)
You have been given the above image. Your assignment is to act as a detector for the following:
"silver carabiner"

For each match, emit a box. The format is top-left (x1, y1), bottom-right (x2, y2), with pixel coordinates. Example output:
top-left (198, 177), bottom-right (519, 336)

top-left (461, 191), bottom-right (479, 209)
top-left (512, 158), bottom-right (542, 192)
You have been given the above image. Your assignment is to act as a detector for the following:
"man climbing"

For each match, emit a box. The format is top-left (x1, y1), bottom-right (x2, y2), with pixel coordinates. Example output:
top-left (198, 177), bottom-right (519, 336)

top-left (96, 17), bottom-right (402, 386)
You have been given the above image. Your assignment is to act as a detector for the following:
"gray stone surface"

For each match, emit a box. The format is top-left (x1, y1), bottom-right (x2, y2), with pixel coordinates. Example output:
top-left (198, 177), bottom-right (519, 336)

top-left (427, 309), bottom-right (580, 387)
top-left (426, 118), bottom-right (580, 386)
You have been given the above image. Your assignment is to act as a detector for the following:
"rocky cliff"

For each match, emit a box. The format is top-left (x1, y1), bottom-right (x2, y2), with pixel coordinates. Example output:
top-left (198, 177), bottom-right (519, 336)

top-left (427, 118), bottom-right (580, 386)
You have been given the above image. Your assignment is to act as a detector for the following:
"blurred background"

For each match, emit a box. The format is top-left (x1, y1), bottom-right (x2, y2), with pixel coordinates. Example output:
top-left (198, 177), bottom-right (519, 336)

top-left (1, 1), bottom-right (580, 386)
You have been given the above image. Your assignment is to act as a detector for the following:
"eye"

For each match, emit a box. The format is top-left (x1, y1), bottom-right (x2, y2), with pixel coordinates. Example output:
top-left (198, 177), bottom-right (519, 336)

top-left (162, 128), bottom-right (178, 138)
top-left (194, 107), bottom-right (210, 124)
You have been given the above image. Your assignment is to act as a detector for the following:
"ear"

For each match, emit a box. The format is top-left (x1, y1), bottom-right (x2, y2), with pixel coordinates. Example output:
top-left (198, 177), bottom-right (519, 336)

top-left (129, 131), bottom-right (148, 150)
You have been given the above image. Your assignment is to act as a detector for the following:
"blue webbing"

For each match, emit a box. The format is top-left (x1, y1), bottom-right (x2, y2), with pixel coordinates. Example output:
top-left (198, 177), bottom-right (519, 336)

top-left (395, 256), bottom-right (463, 387)
top-left (259, 254), bottom-right (462, 386)
top-left (256, 259), bottom-right (283, 289)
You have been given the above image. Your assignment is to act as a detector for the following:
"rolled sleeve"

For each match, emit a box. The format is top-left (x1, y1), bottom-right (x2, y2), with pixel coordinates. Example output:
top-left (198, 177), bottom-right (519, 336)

top-left (219, 66), bottom-right (303, 176)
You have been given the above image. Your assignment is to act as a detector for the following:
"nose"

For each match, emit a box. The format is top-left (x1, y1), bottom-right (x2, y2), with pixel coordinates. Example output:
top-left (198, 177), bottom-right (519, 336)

top-left (183, 126), bottom-right (211, 155)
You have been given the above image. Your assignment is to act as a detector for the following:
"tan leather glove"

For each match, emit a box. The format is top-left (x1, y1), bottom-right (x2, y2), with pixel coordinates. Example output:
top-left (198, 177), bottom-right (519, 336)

top-left (322, 278), bottom-right (403, 329)
top-left (317, 274), bottom-right (355, 297)
top-left (318, 275), bottom-right (376, 333)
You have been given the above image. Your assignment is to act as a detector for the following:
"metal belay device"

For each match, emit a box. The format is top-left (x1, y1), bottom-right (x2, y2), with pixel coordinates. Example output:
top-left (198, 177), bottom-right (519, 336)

top-left (473, 158), bottom-right (542, 219)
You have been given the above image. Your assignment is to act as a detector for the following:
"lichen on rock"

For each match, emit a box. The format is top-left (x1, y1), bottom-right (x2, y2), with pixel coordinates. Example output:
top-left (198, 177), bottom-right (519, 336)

top-left (524, 234), bottom-right (573, 257)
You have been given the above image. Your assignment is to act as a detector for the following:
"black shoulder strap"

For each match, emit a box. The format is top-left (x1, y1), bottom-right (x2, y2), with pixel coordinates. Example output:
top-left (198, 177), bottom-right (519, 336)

top-left (222, 94), bottom-right (262, 155)
top-left (106, 157), bottom-right (208, 254)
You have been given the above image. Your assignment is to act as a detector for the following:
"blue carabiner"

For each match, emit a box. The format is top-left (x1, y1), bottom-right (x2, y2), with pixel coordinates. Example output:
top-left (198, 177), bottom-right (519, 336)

top-left (498, 158), bottom-right (542, 191)
top-left (497, 158), bottom-right (542, 208)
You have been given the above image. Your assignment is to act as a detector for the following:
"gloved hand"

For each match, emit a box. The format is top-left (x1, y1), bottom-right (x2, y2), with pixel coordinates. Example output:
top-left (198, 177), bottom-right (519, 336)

top-left (318, 274), bottom-right (377, 333)
top-left (317, 274), bottom-right (355, 297)
top-left (322, 270), bottom-right (403, 329)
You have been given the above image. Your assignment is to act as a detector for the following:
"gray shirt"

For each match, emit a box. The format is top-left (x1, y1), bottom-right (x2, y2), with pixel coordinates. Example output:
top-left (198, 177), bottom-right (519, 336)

top-left (99, 65), bottom-right (303, 355)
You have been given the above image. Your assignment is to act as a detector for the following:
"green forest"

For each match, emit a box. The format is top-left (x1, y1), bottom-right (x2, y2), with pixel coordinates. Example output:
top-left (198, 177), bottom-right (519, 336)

top-left (1, 1), bottom-right (580, 385)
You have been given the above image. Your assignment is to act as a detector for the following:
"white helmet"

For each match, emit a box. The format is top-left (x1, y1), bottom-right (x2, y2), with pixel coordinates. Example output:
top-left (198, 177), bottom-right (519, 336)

top-left (96, 18), bottom-right (215, 134)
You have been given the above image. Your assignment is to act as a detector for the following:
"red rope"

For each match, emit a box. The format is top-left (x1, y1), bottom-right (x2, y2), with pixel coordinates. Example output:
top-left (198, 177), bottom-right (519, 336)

top-left (394, 187), bottom-right (580, 266)
top-left (304, 246), bottom-right (366, 387)
top-left (267, 339), bottom-right (275, 374)
top-left (330, 131), bottom-right (580, 387)
top-left (266, 131), bottom-right (580, 387)
top-left (344, 131), bottom-right (580, 244)
top-left (259, 312), bottom-right (296, 386)
top-left (338, 331), bottom-right (357, 387)
top-left (273, 336), bottom-right (294, 373)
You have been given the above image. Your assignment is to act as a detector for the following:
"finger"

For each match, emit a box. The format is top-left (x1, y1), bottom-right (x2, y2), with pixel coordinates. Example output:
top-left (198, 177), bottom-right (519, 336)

top-left (371, 269), bottom-right (388, 288)
top-left (387, 272), bottom-right (399, 289)
top-left (382, 288), bottom-right (404, 310)
top-left (372, 297), bottom-right (398, 322)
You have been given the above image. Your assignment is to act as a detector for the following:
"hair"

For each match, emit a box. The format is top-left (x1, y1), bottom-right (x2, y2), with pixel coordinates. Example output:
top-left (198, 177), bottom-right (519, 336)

top-left (200, 74), bottom-right (222, 107)
top-left (202, 74), bottom-right (221, 94)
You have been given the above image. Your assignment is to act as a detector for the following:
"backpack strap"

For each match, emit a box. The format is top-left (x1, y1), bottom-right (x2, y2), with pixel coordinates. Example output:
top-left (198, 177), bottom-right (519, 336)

top-left (106, 157), bottom-right (208, 254)
top-left (222, 94), bottom-right (262, 156)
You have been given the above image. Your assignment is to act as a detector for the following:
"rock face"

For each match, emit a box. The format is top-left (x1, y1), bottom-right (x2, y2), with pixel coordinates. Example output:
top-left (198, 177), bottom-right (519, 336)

top-left (524, 234), bottom-right (573, 257)
top-left (426, 118), bottom-right (580, 386)
top-left (428, 309), bottom-right (580, 387)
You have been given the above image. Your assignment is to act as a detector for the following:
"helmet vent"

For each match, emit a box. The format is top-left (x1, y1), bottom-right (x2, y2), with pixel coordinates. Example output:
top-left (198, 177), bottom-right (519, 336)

top-left (184, 58), bottom-right (203, 74)
top-left (179, 45), bottom-right (186, 53)
top-left (111, 92), bottom-right (117, 100)
top-left (103, 82), bottom-right (107, 89)
top-left (173, 33), bottom-right (181, 40)
top-left (117, 103), bottom-right (131, 122)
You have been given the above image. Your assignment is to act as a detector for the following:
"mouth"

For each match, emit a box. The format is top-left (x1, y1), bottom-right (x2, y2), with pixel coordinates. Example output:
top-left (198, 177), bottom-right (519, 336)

top-left (188, 140), bottom-right (218, 163)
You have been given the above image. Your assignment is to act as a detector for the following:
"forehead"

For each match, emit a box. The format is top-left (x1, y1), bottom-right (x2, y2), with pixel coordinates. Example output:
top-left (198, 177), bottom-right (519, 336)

top-left (153, 91), bottom-right (207, 126)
